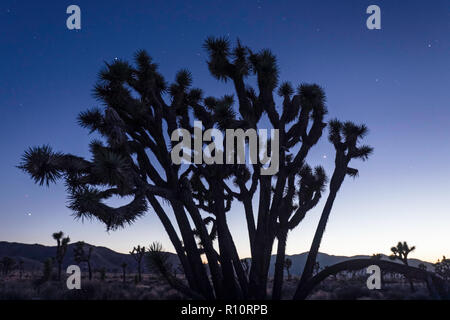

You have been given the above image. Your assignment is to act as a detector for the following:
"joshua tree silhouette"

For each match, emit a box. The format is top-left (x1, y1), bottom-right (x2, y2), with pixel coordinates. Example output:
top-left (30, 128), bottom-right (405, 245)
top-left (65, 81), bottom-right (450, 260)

top-left (121, 262), bottom-right (127, 283)
top-left (435, 256), bottom-right (450, 281)
top-left (20, 37), bottom-right (379, 300)
top-left (52, 231), bottom-right (70, 281)
top-left (284, 258), bottom-right (292, 280)
top-left (0, 257), bottom-right (15, 277)
top-left (294, 121), bottom-right (373, 299)
top-left (73, 241), bottom-right (93, 280)
top-left (130, 245), bottom-right (146, 282)
top-left (18, 259), bottom-right (24, 279)
top-left (418, 263), bottom-right (427, 271)
top-left (389, 241), bottom-right (416, 291)
top-left (390, 241), bottom-right (415, 265)
top-left (371, 253), bottom-right (383, 260)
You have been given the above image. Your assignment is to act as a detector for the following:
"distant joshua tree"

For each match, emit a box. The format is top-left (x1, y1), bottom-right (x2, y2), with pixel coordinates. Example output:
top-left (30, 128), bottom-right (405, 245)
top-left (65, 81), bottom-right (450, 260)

top-left (434, 256), bottom-right (450, 281)
top-left (390, 241), bottom-right (415, 266)
top-left (52, 231), bottom-right (70, 281)
top-left (121, 262), bottom-right (127, 283)
top-left (74, 241), bottom-right (93, 280)
top-left (390, 241), bottom-right (416, 291)
top-left (130, 245), bottom-right (146, 282)
top-left (18, 259), bottom-right (24, 279)
top-left (99, 267), bottom-right (107, 281)
top-left (42, 258), bottom-right (53, 281)
top-left (0, 257), bottom-right (15, 277)
top-left (371, 253), bottom-right (383, 260)
top-left (284, 258), bottom-right (292, 280)
top-left (418, 263), bottom-right (427, 271)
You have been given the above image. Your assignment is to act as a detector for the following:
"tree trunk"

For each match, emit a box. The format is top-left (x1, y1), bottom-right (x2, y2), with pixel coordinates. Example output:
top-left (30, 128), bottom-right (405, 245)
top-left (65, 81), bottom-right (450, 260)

top-left (293, 259), bottom-right (446, 300)
top-left (147, 194), bottom-right (199, 294)
top-left (171, 201), bottom-right (215, 299)
top-left (242, 195), bottom-right (256, 256)
top-left (138, 261), bottom-right (142, 282)
top-left (88, 261), bottom-right (92, 280)
top-left (248, 176), bottom-right (272, 299)
top-left (295, 187), bottom-right (339, 298)
top-left (57, 262), bottom-right (62, 281)
top-left (272, 228), bottom-right (288, 300)
top-left (182, 197), bottom-right (224, 298)
top-left (214, 189), bottom-right (241, 299)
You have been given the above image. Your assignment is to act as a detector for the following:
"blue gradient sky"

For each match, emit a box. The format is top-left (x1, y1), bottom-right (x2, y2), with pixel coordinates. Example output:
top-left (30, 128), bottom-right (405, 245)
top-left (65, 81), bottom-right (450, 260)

top-left (1, 0), bottom-right (449, 262)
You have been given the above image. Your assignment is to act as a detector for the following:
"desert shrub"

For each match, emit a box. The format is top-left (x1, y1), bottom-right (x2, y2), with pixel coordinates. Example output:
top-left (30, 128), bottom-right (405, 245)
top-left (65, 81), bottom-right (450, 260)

top-left (62, 281), bottom-right (98, 300)
top-left (334, 285), bottom-right (371, 300)
top-left (0, 281), bottom-right (34, 300)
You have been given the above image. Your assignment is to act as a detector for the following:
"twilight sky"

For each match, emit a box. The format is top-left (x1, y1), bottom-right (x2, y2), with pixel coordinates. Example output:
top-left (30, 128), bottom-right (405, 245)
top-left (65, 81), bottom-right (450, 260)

top-left (0, 0), bottom-right (449, 262)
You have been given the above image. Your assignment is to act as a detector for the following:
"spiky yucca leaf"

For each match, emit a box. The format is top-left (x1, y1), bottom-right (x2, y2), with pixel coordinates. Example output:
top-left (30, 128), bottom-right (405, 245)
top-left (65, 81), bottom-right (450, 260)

top-left (298, 84), bottom-right (326, 112)
top-left (52, 231), bottom-right (63, 240)
top-left (175, 69), bottom-right (193, 90)
top-left (278, 82), bottom-right (294, 97)
top-left (146, 242), bottom-right (172, 276)
top-left (328, 119), bottom-right (343, 145)
top-left (78, 108), bottom-right (104, 133)
top-left (69, 186), bottom-right (148, 231)
top-left (99, 60), bottom-right (133, 84)
top-left (91, 147), bottom-right (131, 188)
top-left (18, 145), bottom-right (63, 186)
top-left (213, 95), bottom-right (236, 131)
top-left (346, 167), bottom-right (359, 178)
top-left (351, 145), bottom-right (374, 161)
top-left (342, 122), bottom-right (368, 141)
top-left (203, 36), bottom-right (232, 81)
top-left (232, 39), bottom-right (250, 77)
top-left (249, 49), bottom-right (279, 90)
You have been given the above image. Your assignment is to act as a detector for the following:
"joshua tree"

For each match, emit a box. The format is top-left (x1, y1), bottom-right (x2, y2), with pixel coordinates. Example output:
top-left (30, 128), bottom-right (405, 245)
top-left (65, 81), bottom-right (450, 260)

top-left (434, 256), bottom-right (450, 281)
top-left (52, 231), bottom-right (70, 281)
top-left (294, 121), bottom-right (373, 299)
top-left (42, 258), bottom-right (53, 281)
top-left (272, 164), bottom-right (328, 299)
top-left (371, 253), bottom-right (383, 260)
top-left (284, 258), bottom-right (292, 280)
top-left (20, 37), bottom-right (376, 300)
top-left (32, 257), bottom-right (54, 290)
top-left (18, 259), bottom-right (24, 279)
top-left (418, 263), bottom-right (427, 271)
top-left (99, 267), bottom-right (107, 281)
top-left (121, 262), bottom-right (127, 283)
top-left (73, 241), bottom-right (93, 280)
top-left (130, 245), bottom-right (146, 282)
top-left (389, 241), bottom-right (416, 291)
top-left (0, 257), bottom-right (15, 277)
top-left (146, 242), bottom-right (203, 299)
top-left (390, 241), bottom-right (415, 265)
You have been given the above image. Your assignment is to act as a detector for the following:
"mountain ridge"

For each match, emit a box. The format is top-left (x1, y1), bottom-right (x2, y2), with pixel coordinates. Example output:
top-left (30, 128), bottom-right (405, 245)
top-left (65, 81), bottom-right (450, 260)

top-left (0, 241), bottom-right (434, 275)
